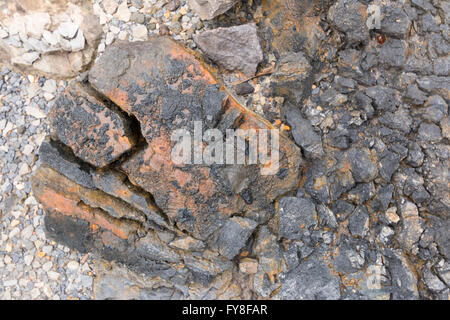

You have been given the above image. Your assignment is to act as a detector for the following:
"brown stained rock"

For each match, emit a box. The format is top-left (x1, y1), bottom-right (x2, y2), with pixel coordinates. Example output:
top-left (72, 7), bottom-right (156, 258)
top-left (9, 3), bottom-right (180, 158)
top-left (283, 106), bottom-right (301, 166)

top-left (51, 83), bottom-right (136, 168)
top-left (89, 37), bottom-right (302, 240)
top-left (259, 0), bottom-right (327, 58)
top-left (32, 166), bottom-right (144, 233)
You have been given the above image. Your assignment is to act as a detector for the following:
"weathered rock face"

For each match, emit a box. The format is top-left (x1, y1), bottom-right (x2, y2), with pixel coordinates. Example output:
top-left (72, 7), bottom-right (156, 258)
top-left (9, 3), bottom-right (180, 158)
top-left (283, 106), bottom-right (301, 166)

top-left (188, 0), bottom-right (241, 20)
top-left (0, 0), bottom-right (102, 78)
top-left (32, 37), bottom-right (302, 297)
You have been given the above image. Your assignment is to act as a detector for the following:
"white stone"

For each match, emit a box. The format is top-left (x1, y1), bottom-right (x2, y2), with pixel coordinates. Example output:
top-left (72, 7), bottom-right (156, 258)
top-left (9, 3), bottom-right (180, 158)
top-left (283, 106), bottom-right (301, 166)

top-left (27, 83), bottom-right (40, 98)
top-left (25, 105), bottom-right (46, 119)
top-left (42, 261), bottom-right (53, 272)
top-left (118, 30), bottom-right (128, 41)
top-left (367, 4), bottom-right (381, 30)
top-left (11, 52), bottom-right (40, 66)
top-left (42, 79), bottom-right (57, 93)
top-left (67, 260), bottom-right (80, 271)
top-left (103, 0), bottom-right (119, 15)
top-left (70, 29), bottom-right (85, 51)
top-left (115, 2), bottom-right (131, 22)
top-left (23, 144), bottom-right (34, 156)
top-left (9, 227), bottom-right (20, 239)
top-left (0, 28), bottom-right (8, 38)
top-left (21, 224), bottom-right (34, 239)
top-left (19, 163), bottom-right (31, 175)
top-left (98, 42), bottom-right (106, 53)
top-left (110, 25), bottom-right (120, 34)
top-left (24, 255), bottom-right (34, 266)
top-left (42, 30), bottom-right (59, 46)
top-left (58, 22), bottom-right (79, 39)
top-left (48, 271), bottom-right (60, 281)
top-left (132, 24), bottom-right (148, 41)
top-left (3, 279), bottom-right (18, 287)
top-left (24, 12), bottom-right (51, 39)
top-left (43, 92), bottom-right (55, 101)
top-left (105, 32), bottom-right (115, 45)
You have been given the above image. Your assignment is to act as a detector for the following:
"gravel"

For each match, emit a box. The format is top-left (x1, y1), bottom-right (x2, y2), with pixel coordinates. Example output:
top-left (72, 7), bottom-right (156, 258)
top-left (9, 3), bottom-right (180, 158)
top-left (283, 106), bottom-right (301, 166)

top-left (0, 68), bottom-right (94, 300)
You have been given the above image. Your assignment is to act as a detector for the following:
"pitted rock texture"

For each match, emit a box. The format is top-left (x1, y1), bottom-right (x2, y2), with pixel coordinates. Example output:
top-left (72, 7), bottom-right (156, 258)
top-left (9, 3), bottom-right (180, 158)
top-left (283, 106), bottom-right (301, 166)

top-left (32, 36), bottom-right (302, 298)
top-left (30, 0), bottom-right (450, 300)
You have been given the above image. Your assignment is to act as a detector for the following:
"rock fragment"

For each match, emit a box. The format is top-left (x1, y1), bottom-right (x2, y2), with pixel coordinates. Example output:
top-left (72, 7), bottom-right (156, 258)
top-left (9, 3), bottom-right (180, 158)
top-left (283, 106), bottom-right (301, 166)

top-left (194, 23), bottom-right (263, 76)
top-left (328, 0), bottom-right (369, 43)
top-left (51, 84), bottom-right (136, 167)
top-left (188, 0), bottom-right (240, 20)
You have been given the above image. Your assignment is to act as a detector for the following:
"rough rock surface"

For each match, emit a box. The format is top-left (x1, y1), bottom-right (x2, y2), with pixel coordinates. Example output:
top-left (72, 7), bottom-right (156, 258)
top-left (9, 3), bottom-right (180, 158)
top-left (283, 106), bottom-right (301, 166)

top-left (13, 0), bottom-right (450, 301)
top-left (32, 37), bottom-right (302, 298)
top-left (194, 23), bottom-right (263, 76)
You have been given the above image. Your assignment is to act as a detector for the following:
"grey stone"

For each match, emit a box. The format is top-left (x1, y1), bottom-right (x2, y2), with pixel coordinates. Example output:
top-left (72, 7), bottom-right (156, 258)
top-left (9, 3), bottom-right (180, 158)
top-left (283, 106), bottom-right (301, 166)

top-left (348, 205), bottom-right (369, 237)
top-left (334, 235), bottom-right (367, 273)
top-left (379, 151), bottom-right (401, 181)
top-left (365, 86), bottom-right (400, 112)
top-left (327, 0), bottom-right (369, 43)
top-left (347, 147), bottom-right (378, 183)
top-left (381, 6), bottom-right (411, 38)
top-left (405, 84), bottom-right (428, 105)
top-left (331, 200), bottom-right (355, 222)
top-left (418, 123), bottom-right (442, 142)
top-left (379, 39), bottom-right (408, 68)
top-left (278, 249), bottom-right (341, 300)
top-left (422, 95), bottom-right (448, 123)
top-left (417, 76), bottom-right (450, 100)
top-left (234, 82), bottom-right (254, 95)
top-left (372, 184), bottom-right (394, 212)
top-left (271, 52), bottom-right (312, 105)
top-left (285, 107), bottom-right (323, 159)
top-left (422, 267), bottom-right (447, 292)
top-left (383, 249), bottom-right (419, 299)
top-left (38, 140), bottom-right (95, 189)
top-left (136, 232), bottom-right (181, 263)
top-left (194, 23), bottom-right (263, 76)
top-left (320, 88), bottom-right (348, 107)
top-left (433, 56), bottom-right (450, 77)
top-left (278, 197), bottom-right (317, 240)
top-left (188, 0), bottom-right (240, 20)
top-left (212, 216), bottom-right (257, 259)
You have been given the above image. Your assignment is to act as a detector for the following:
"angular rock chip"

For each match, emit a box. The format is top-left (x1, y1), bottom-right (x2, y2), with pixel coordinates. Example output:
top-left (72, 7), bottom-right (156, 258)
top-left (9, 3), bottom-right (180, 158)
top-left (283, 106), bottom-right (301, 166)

top-left (188, 0), bottom-right (240, 20)
top-left (278, 196), bottom-right (318, 240)
top-left (89, 37), bottom-right (301, 240)
top-left (194, 23), bottom-right (263, 76)
top-left (51, 83), bottom-right (136, 167)
top-left (277, 249), bottom-right (341, 300)
top-left (328, 0), bottom-right (369, 43)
